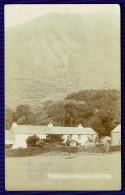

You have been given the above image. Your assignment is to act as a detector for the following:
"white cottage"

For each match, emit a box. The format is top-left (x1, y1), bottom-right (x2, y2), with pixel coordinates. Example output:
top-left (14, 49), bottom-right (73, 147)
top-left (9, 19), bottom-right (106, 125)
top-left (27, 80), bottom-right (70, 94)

top-left (50, 124), bottom-right (97, 146)
top-left (10, 123), bottom-right (50, 148)
top-left (6, 123), bottom-right (98, 148)
top-left (5, 129), bottom-right (15, 149)
top-left (111, 125), bottom-right (121, 146)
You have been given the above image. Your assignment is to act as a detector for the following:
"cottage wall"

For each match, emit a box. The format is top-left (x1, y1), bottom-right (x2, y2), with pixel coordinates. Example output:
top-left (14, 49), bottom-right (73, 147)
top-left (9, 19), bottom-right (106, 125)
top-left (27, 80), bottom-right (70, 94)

top-left (62, 135), bottom-right (69, 140)
top-left (62, 134), bottom-right (97, 145)
top-left (37, 134), bottom-right (46, 139)
top-left (80, 135), bottom-right (97, 145)
top-left (12, 134), bottom-right (47, 148)
top-left (111, 132), bottom-right (121, 146)
top-left (79, 135), bottom-right (88, 144)
top-left (5, 140), bottom-right (15, 145)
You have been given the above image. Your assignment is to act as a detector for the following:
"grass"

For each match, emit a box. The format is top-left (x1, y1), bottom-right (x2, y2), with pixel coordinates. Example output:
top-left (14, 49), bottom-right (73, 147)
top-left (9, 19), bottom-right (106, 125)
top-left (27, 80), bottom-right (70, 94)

top-left (5, 151), bottom-right (121, 191)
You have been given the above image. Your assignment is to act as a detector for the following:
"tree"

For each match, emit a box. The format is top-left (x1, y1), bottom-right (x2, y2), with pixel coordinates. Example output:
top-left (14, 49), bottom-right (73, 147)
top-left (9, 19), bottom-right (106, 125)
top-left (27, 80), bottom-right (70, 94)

top-left (5, 107), bottom-right (14, 129)
top-left (36, 139), bottom-right (46, 148)
top-left (12, 89), bottom-right (120, 137)
top-left (64, 89), bottom-right (120, 136)
top-left (14, 105), bottom-right (32, 125)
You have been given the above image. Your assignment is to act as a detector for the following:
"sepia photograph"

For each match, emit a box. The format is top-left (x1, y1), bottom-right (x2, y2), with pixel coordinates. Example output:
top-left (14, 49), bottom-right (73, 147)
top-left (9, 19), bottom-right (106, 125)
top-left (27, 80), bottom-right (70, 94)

top-left (5, 4), bottom-right (121, 191)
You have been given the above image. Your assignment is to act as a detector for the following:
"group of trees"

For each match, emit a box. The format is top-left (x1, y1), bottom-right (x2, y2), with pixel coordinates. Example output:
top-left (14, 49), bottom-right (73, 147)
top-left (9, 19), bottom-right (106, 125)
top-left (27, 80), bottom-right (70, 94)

top-left (5, 105), bottom-right (34, 129)
top-left (5, 89), bottom-right (120, 136)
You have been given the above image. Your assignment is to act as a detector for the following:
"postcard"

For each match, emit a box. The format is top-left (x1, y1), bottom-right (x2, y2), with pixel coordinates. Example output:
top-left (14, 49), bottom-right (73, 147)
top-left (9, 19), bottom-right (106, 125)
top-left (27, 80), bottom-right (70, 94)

top-left (5, 4), bottom-right (121, 191)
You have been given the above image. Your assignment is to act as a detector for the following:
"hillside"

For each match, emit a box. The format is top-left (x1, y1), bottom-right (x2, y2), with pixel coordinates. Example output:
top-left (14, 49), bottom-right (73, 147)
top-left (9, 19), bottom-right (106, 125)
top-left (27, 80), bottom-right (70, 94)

top-left (5, 12), bottom-right (120, 110)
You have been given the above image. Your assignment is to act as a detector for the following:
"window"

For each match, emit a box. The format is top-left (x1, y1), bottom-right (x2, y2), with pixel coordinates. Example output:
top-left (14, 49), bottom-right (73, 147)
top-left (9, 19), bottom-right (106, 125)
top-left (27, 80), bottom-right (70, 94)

top-left (78, 135), bottom-right (81, 140)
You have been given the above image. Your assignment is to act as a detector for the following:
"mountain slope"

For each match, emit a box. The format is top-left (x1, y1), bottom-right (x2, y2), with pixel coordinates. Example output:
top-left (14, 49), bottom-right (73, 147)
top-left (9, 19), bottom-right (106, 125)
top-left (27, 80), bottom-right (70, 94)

top-left (5, 12), bottom-right (120, 110)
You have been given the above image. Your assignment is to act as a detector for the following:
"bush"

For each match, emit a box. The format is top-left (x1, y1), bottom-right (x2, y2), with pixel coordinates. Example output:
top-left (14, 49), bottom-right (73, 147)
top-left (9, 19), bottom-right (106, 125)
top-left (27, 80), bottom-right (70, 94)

top-left (65, 139), bottom-right (78, 146)
top-left (5, 143), bottom-right (120, 158)
top-left (66, 139), bottom-right (70, 146)
top-left (5, 144), bottom-right (13, 149)
top-left (36, 139), bottom-right (46, 148)
top-left (26, 134), bottom-right (40, 147)
top-left (110, 145), bottom-right (121, 151)
top-left (5, 147), bottom-right (43, 157)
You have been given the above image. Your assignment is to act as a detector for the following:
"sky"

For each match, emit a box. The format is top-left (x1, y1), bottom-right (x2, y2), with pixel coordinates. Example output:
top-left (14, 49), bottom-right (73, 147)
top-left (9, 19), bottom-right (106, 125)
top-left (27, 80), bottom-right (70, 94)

top-left (5, 4), bottom-right (120, 27)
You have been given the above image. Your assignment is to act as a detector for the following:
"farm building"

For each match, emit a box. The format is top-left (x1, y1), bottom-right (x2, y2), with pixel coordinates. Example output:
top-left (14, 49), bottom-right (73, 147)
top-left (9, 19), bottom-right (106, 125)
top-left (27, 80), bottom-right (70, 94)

top-left (100, 136), bottom-right (111, 145)
top-left (5, 129), bottom-right (15, 149)
top-left (5, 123), bottom-right (98, 148)
top-left (111, 125), bottom-right (121, 146)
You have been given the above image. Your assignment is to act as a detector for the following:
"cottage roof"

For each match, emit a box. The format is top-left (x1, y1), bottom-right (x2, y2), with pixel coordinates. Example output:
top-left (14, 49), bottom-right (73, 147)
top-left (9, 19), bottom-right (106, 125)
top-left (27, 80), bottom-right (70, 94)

top-left (5, 130), bottom-right (15, 140)
top-left (11, 124), bottom-right (97, 135)
top-left (112, 125), bottom-right (121, 133)
top-left (50, 126), bottom-right (97, 135)
top-left (13, 125), bottom-right (50, 134)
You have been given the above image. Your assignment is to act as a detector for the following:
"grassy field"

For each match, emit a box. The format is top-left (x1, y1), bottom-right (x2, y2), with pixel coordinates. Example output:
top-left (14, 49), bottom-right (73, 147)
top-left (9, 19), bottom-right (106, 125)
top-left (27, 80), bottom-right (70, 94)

top-left (5, 151), bottom-right (121, 191)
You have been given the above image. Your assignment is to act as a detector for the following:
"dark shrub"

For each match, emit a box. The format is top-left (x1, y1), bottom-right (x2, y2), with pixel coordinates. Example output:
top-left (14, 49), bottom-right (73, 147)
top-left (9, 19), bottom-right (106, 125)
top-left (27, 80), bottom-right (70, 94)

top-left (5, 144), bottom-right (13, 149)
top-left (26, 134), bottom-right (40, 147)
top-left (110, 145), bottom-right (121, 151)
top-left (66, 139), bottom-right (70, 146)
top-left (36, 139), bottom-right (46, 148)
top-left (5, 147), bottom-right (43, 157)
top-left (65, 139), bottom-right (78, 146)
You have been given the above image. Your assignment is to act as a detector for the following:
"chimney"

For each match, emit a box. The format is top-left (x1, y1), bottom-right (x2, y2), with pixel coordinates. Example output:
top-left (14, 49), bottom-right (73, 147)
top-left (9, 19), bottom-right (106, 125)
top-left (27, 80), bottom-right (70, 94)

top-left (12, 123), bottom-right (18, 128)
top-left (48, 123), bottom-right (53, 128)
top-left (77, 124), bottom-right (83, 129)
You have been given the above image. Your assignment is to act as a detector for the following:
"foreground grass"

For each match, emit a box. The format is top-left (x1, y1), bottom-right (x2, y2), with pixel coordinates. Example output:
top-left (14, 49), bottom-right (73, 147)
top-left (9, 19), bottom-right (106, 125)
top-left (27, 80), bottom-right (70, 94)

top-left (5, 151), bottom-right (121, 190)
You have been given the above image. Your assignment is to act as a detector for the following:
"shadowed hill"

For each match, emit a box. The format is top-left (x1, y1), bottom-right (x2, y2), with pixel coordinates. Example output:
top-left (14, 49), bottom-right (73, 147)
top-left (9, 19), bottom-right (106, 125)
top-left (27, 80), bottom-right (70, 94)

top-left (5, 12), bottom-right (120, 109)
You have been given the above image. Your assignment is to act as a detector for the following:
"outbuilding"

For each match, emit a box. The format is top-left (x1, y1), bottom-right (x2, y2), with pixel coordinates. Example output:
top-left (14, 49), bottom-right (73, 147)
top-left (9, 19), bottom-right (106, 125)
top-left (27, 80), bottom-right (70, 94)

top-left (111, 125), bottom-right (121, 146)
top-left (5, 129), bottom-right (15, 149)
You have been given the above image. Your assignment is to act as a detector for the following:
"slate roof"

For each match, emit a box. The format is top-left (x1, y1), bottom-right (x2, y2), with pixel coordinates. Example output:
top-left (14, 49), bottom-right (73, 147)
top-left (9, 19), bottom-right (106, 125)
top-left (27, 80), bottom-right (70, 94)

top-left (11, 125), bottom-right (97, 135)
top-left (50, 126), bottom-right (97, 135)
top-left (112, 125), bottom-right (121, 133)
top-left (13, 125), bottom-right (50, 134)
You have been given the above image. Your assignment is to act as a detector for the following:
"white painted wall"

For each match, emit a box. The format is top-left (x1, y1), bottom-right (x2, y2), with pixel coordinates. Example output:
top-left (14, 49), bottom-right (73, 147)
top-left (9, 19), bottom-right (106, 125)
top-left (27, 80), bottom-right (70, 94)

top-left (72, 135), bottom-right (78, 140)
top-left (62, 135), bottom-right (69, 140)
top-left (80, 135), bottom-right (88, 145)
top-left (5, 140), bottom-right (15, 145)
top-left (62, 134), bottom-right (97, 145)
top-left (12, 133), bottom-right (98, 148)
top-left (111, 132), bottom-right (121, 146)
top-left (37, 134), bottom-right (46, 139)
top-left (12, 134), bottom-right (47, 148)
